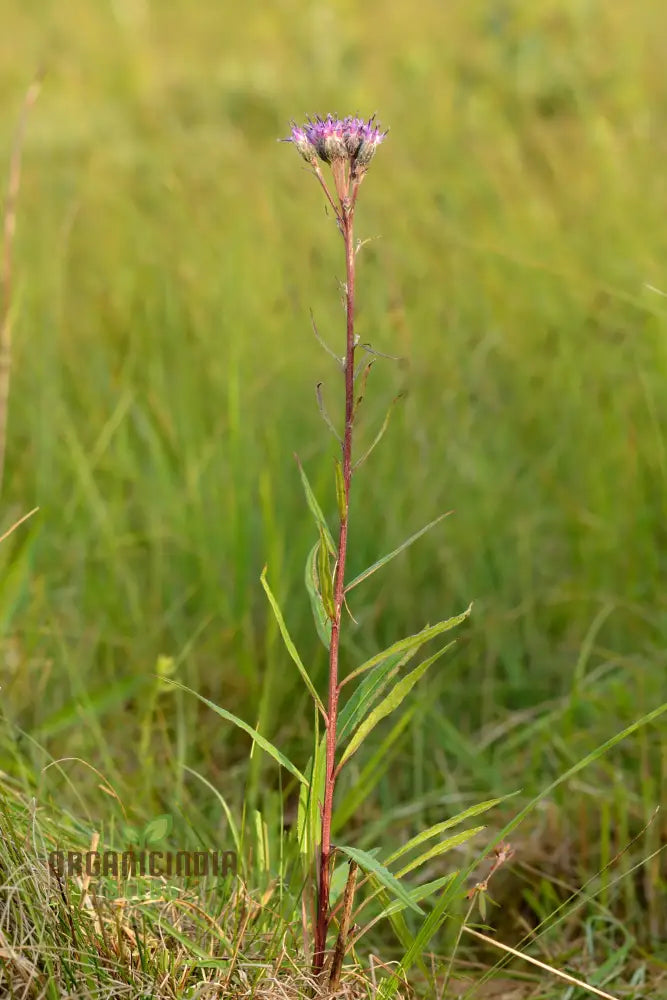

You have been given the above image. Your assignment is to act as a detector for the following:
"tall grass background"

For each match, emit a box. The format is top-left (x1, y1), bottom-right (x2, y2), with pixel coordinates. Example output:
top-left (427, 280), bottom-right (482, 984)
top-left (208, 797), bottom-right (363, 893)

top-left (1, 0), bottom-right (665, 956)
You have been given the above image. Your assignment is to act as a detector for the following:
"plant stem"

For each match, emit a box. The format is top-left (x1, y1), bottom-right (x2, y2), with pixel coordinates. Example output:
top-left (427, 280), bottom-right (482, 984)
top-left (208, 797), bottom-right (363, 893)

top-left (313, 200), bottom-right (356, 975)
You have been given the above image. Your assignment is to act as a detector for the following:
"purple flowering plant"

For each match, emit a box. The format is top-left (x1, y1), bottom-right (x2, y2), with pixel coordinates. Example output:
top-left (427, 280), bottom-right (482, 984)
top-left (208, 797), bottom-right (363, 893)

top-left (271, 113), bottom-right (473, 983)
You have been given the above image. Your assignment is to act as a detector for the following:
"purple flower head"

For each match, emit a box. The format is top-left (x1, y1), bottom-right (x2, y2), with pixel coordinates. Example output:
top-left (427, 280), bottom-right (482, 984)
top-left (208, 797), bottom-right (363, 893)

top-left (284, 113), bottom-right (387, 171)
top-left (352, 116), bottom-right (387, 173)
top-left (285, 122), bottom-right (318, 163)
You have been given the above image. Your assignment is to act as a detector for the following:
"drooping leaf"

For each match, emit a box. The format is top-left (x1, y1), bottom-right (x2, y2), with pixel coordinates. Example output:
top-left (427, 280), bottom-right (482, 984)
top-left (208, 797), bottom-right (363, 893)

top-left (261, 567), bottom-right (326, 719)
top-left (336, 844), bottom-right (423, 915)
top-left (305, 542), bottom-right (332, 650)
top-left (345, 512), bottom-right (451, 594)
top-left (295, 455), bottom-right (336, 554)
top-left (167, 680), bottom-right (308, 786)
top-left (339, 641), bottom-right (456, 769)
top-left (342, 607), bottom-right (472, 689)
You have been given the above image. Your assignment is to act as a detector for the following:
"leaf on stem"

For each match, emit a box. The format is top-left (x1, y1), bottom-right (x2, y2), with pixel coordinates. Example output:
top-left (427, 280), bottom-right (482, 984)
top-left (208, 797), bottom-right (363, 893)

top-left (375, 872), bottom-right (458, 921)
top-left (305, 542), bottom-right (332, 649)
top-left (167, 679), bottom-right (308, 786)
top-left (261, 567), bottom-right (327, 720)
top-left (338, 641), bottom-right (456, 770)
top-left (341, 607), bottom-right (472, 690)
top-left (295, 454), bottom-right (336, 555)
top-left (334, 457), bottom-right (346, 522)
top-left (384, 796), bottom-right (510, 866)
top-left (297, 729), bottom-right (326, 856)
top-left (394, 826), bottom-right (485, 878)
top-left (352, 392), bottom-right (404, 472)
top-left (337, 844), bottom-right (423, 915)
top-left (337, 647), bottom-right (419, 744)
top-left (317, 526), bottom-right (336, 620)
top-left (345, 512), bottom-right (451, 594)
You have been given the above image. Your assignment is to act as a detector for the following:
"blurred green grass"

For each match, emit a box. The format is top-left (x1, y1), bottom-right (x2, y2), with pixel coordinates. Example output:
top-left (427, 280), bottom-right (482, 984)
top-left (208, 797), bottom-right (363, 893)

top-left (0, 0), bottom-right (665, 938)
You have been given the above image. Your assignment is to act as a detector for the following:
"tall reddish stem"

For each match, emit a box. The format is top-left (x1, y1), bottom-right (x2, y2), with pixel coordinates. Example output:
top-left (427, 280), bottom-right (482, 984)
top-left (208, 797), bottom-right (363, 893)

top-left (313, 201), bottom-right (356, 975)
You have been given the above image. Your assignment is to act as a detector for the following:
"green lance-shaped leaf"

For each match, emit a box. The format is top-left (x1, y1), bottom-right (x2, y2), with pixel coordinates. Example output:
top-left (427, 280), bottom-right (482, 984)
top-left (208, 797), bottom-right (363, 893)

top-left (384, 796), bottom-right (510, 866)
top-left (297, 727), bottom-right (326, 857)
top-left (295, 454), bottom-right (336, 555)
top-left (394, 826), bottom-right (485, 878)
top-left (342, 606), bottom-right (472, 690)
top-left (339, 641), bottom-right (455, 769)
top-left (337, 844), bottom-right (423, 916)
top-left (353, 392), bottom-right (403, 472)
top-left (317, 525), bottom-right (336, 620)
top-left (377, 872), bottom-right (458, 919)
top-left (167, 679), bottom-right (308, 786)
top-left (337, 646), bottom-right (420, 745)
top-left (345, 512), bottom-right (451, 594)
top-left (261, 567), bottom-right (327, 720)
top-left (305, 542), bottom-right (332, 649)
top-left (334, 457), bottom-right (347, 521)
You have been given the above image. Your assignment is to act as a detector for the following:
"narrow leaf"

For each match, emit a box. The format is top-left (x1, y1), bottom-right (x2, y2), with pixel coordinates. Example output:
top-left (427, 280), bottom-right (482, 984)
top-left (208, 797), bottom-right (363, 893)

top-left (353, 393), bottom-right (403, 472)
top-left (334, 457), bottom-right (346, 521)
top-left (167, 680), bottom-right (308, 786)
top-left (295, 455), bottom-right (336, 554)
top-left (339, 642), bottom-right (455, 769)
top-left (377, 872), bottom-right (458, 919)
top-left (317, 526), bottom-right (335, 620)
top-left (385, 796), bottom-right (509, 865)
top-left (261, 567), bottom-right (327, 720)
top-left (337, 647), bottom-right (419, 744)
top-left (395, 826), bottom-right (485, 878)
top-left (297, 725), bottom-right (325, 858)
top-left (341, 607), bottom-right (472, 690)
top-left (345, 513), bottom-right (451, 594)
top-left (337, 845), bottom-right (423, 915)
top-left (305, 542), bottom-right (332, 650)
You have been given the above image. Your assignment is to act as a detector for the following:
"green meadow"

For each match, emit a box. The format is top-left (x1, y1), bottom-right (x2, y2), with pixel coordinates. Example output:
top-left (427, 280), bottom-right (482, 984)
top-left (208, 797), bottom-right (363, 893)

top-left (1, 1), bottom-right (666, 995)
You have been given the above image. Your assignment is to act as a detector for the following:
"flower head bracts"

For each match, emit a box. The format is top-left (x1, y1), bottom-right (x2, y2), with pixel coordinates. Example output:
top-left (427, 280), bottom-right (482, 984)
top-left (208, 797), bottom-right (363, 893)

top-left (284, 114), bottom-right (387, 212)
